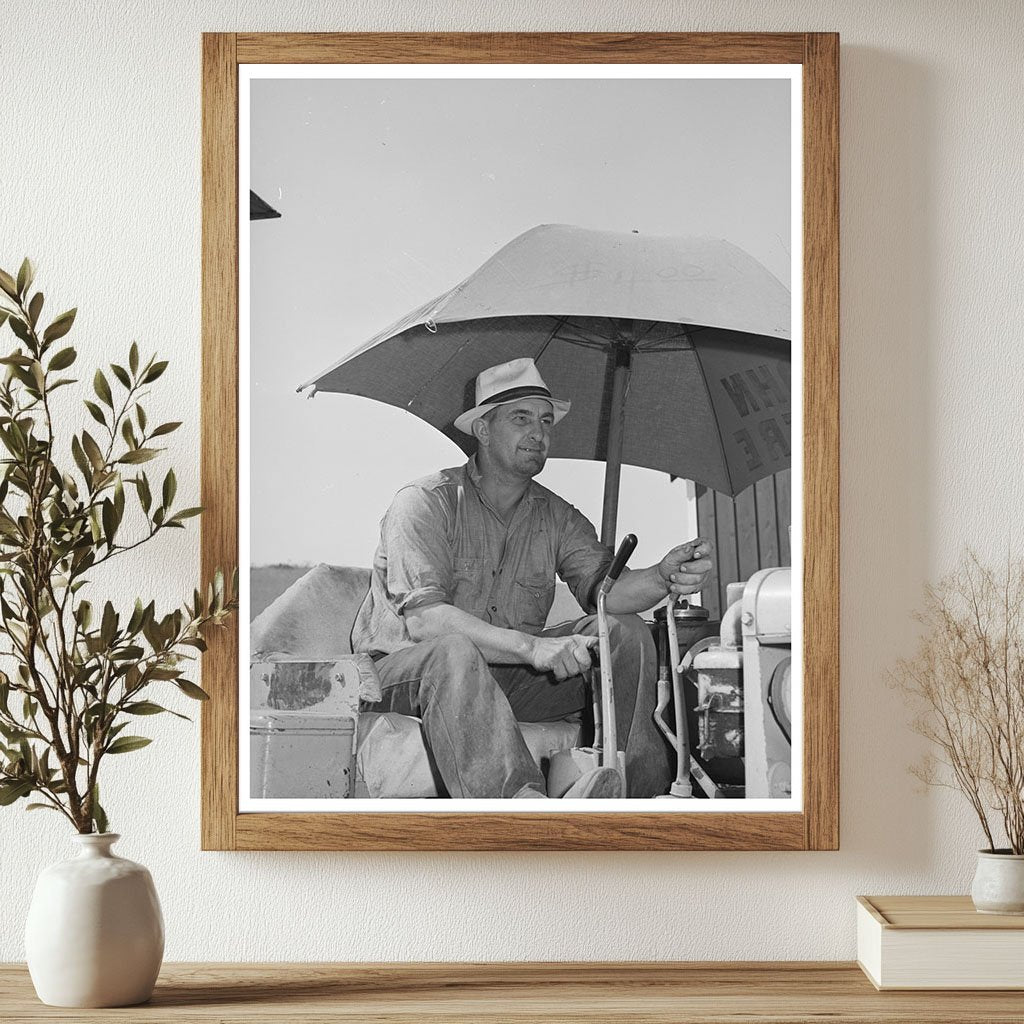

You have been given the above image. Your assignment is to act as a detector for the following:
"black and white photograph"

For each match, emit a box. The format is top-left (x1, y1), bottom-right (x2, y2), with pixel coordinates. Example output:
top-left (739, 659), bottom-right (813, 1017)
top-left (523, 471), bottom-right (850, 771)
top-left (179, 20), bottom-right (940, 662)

top-left (243, 65), bottom-right (801, 812)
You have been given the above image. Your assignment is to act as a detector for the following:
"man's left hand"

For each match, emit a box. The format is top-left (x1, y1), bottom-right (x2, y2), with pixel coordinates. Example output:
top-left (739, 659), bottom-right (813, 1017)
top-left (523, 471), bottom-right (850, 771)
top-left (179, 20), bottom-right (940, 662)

top-left (657, 538), bottom-right (714, 597)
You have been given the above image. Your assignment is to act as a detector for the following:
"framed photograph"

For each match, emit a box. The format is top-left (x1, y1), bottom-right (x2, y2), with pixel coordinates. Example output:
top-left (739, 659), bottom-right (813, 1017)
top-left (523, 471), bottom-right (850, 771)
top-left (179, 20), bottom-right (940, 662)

top-left (201, 32), bottom-right (838, 851)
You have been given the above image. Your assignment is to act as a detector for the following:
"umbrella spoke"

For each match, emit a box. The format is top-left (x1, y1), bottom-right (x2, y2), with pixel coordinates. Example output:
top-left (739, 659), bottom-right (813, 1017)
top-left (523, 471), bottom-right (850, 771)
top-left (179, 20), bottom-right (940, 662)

top-left (533, 316), bottom-right (572, 364)
top-left (551, 319), bottom-right (619, 347)
top-left (554, 335), bottom-right (614, 352)
top-left (635, 337), bottom-right (694, 353)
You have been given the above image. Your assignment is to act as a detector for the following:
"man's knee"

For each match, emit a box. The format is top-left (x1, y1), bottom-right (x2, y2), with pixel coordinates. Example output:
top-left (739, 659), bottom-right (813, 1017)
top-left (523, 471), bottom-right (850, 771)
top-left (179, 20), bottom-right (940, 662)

top-left (418, 634), bottom-right (492, 702)
top-left (424, 632), bottom-right (484, 669)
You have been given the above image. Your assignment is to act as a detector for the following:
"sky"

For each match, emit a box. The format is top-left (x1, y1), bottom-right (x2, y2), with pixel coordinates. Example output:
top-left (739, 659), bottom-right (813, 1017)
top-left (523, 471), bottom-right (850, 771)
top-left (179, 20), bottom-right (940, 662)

top-left (247, 72), bottom-right (792, 572)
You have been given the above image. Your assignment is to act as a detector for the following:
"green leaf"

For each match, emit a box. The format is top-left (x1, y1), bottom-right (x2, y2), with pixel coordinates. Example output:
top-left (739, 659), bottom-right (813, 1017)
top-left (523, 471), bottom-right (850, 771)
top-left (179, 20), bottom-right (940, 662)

top-left (0, 352), bottom-right (33, 367)
top-left (0, 269), bottom-right (18, 300)
top-left (42, 308), bottom-right (76, 344)
top-left (91, 785), bottom-right (108, 834)
top-left (93, 369), bottom-right (113, 409)
top-left (47, 346), bottom-right (76, 371)
top-left (121, 418), bottom-right (137, 449)
top-left (83, 400), bottom-right (106, 427)
top-left (175, 679), bottom-right (210, 701)
top-left (16, 258), bottom-right (34, 298)
top-left (124, 700), bottom-right (171, 716)
top-left (107, 721), bottom-right (129, 741)
top-left (150, 421), bottom-right (181, 438)
top-left (8, 316), bottom-right (31, 344)
top-left (162, 468), bottom-right (176, 508)
top-left (0, 310), bottom-right (9, 330)
top-left (110, 363), bottom-right (131, 389)
top-left (142, 360), bottom-right (168, 384)
top-left (101, 498), bottom-right (116, 546)
top-left (0, 722), bottom-right (27, 743)
top-left (168, 507), bottom-right (202, 524)
top-left (136, 404), bottom-right (147, 432)
top-left (83, 701), bottom-right (115, 729)
top-left (27, 291), bottom-right (43, 328)
top-left (110, 644), bottom-right (143, 661)
top-left (71, 435), bottom-right (91, 482)
top-left (100, 601), bottom-right (117, 647)
top-left (26, 803), bottom-right (61, 813)
top-left (113, 475), bottom-right (125, 521)
top-left (118, 448), bottom-right (158, 465)
top-left (126, 598), bottom-right (145, 635)
top-left (129, 342), bottom-right (139, 375)
top-left (105, 735), bottom-right (152, 755)
top-left (81, 431), bottom-right (105, 472)
top-left (0, 779), bottom-right (33, 805)
top-left (88, 508), bottom-right (103, 545)
top-left (135, 473), bottom-right (152, 513)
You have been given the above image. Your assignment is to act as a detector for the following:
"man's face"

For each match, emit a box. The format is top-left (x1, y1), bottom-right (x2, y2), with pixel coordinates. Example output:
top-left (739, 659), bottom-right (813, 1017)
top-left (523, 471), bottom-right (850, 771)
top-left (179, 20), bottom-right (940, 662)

top-left (477, 398), bottom-right (555, 479)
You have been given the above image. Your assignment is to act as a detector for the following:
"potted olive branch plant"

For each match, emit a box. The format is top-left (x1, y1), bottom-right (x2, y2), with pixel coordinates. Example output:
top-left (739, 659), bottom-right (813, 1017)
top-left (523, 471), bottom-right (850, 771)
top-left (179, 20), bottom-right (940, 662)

top-left (894, 551), bottom-right (1024, 914)
top-left (0, 258), bottom-right (236, 1007)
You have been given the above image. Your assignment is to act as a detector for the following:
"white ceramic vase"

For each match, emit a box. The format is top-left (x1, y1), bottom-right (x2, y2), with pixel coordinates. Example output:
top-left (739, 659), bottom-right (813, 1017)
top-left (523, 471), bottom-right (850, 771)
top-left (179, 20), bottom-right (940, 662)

top-left (971, 849), bottom-right (1024, 915)
top-left (25, 833), bottom-right (164, 1007)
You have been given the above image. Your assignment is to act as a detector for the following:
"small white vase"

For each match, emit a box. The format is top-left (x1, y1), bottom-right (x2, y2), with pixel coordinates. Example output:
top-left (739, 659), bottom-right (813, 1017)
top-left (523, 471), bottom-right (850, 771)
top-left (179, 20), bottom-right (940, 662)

top-left (25, 833), bottom-right (164, 1007)
top-left (971, 849), bottom-right (1024, 915)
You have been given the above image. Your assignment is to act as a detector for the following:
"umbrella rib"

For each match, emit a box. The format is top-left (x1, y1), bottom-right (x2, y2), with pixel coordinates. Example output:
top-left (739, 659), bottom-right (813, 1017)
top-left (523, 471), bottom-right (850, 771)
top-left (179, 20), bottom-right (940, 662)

top-left (635, 322), bottom-right (695, 353)
top-left (634, 319), bottom-right (660, 343)
top-left (400, 332), bottom-right (497, 414)
top-left (635, 336), bottom-right (693, 353)
top-left (534, 317), bottom-right (571, 364)
top-left (556, 336), bottom-right (614, 352)
top-left (688, 339), bottom-right (736, 495)
top-left (396, 316), bottom-right (584, 417)
top-left (551, 319), bottom-right (620, 349)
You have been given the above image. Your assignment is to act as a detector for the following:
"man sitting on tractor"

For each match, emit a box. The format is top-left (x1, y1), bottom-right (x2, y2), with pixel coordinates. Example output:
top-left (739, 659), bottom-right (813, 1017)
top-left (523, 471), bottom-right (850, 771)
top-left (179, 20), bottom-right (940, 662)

top-left (353, 358), bottom-right (713, 799)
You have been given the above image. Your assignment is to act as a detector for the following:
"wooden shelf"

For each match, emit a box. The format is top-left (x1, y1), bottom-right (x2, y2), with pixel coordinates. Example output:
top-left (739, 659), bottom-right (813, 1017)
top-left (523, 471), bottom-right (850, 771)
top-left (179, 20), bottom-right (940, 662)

top-left (4, 962), bottom-right (1024, 1022)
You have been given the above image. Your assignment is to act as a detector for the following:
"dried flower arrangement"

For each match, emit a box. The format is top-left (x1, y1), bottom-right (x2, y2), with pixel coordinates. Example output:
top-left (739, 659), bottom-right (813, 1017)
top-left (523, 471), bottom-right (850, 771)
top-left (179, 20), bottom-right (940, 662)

top-left (894, 552), bottom-right (1024, 854)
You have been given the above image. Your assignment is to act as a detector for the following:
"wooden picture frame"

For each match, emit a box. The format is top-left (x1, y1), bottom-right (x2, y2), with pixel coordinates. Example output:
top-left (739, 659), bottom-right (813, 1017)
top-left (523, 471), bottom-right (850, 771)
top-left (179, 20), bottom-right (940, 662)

top-left (201, 32), bottom-right (839, 851)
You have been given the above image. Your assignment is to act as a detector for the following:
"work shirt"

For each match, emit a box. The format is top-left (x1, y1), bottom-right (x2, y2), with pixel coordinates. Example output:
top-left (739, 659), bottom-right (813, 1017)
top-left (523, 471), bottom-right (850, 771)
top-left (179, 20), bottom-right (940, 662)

top-left (351, 456), bottom-right (613, 655)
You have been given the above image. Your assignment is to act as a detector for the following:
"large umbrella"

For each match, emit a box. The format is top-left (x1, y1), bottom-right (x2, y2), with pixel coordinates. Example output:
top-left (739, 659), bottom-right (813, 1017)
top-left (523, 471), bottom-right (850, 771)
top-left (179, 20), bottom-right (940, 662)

top-left (301, 224), bottom-right (791, 546)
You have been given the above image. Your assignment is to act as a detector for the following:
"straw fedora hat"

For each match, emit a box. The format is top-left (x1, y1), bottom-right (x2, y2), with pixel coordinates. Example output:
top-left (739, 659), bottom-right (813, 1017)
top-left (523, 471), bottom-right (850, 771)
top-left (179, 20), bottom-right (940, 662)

top-left (454, 358), bottom-right (571, 434)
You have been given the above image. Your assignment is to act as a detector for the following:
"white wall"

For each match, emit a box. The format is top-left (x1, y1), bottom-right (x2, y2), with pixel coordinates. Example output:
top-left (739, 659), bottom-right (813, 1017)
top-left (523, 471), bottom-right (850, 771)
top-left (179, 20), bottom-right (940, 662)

top-left (2, 0), bottom-right (1021, 961)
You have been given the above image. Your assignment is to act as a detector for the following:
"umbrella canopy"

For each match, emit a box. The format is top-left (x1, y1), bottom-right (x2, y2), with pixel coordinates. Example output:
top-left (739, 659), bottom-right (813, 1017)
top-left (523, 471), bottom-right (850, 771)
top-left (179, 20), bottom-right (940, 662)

top-left (302, 224), bottom-right (791, 543)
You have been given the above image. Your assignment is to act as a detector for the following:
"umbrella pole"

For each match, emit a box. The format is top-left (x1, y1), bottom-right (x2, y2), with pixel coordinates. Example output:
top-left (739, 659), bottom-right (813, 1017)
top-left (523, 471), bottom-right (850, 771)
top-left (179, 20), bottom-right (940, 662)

top-left (600, 347), bottom-right (632, 548)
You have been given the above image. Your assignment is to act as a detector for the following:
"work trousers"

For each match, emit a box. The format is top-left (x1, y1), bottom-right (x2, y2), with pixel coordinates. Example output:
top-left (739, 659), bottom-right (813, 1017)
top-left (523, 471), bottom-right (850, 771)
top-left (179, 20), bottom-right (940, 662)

top-left (367, 614), bottom-right (673, 798)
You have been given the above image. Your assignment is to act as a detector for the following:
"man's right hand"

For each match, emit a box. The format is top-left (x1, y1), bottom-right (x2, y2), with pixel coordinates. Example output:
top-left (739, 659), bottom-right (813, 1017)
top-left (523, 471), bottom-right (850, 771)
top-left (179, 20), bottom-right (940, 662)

top-left (527, 634), bottom-right (600, 681)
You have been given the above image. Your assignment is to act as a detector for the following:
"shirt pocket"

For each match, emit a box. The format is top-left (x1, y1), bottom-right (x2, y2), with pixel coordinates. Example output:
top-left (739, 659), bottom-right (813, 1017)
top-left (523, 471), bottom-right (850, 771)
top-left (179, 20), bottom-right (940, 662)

top-left (513, 573), bottom-right (555, 634)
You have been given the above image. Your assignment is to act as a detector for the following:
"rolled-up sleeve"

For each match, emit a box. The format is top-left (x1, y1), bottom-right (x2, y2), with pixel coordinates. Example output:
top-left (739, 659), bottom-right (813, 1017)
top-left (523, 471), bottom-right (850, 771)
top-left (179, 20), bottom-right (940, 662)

top-left (382, 485), bottom-right (453, 614)
top-left (555, 505), bottom-right (613, 613)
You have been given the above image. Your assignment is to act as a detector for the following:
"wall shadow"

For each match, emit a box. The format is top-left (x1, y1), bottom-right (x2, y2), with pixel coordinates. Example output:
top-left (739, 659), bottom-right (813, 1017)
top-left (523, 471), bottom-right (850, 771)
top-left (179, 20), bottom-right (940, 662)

top-left (837, 46), bottom-right (937, 869)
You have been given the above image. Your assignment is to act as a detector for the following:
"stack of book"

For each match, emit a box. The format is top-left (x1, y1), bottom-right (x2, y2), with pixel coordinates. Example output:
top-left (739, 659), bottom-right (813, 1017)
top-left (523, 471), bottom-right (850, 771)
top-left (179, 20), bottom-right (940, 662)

top-left (857, 895), bottom-right (1024, 990)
